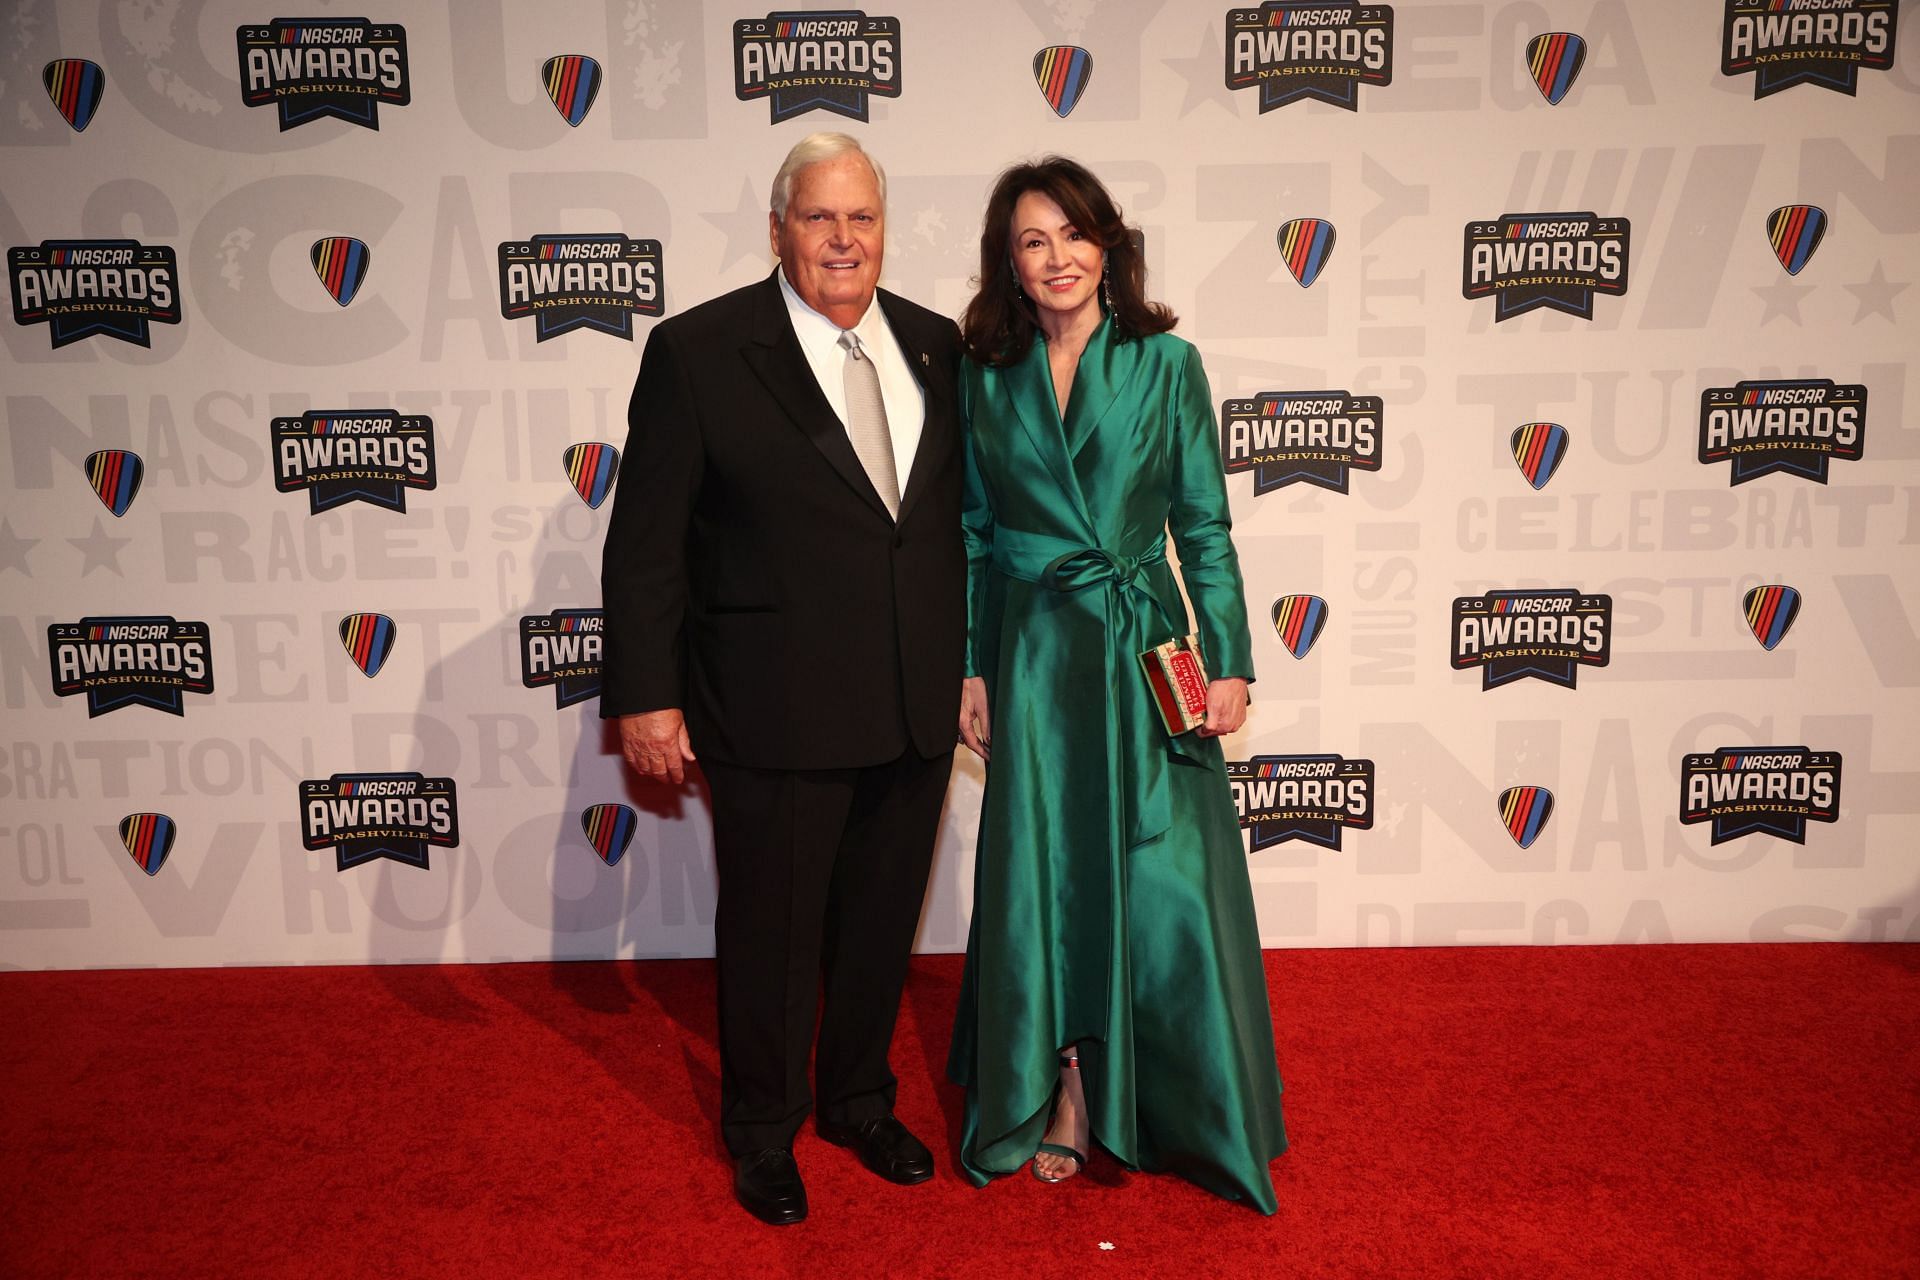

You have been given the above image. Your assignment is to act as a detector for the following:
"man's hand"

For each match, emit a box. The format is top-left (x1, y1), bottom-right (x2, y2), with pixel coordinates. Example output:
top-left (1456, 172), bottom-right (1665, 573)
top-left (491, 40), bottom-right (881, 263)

top-left (959, 676), bottom-right (991, 761)
top-left (619, 709), bottom-right (697, 784)
top-left (1197, 677), bottom-right (1248, 738)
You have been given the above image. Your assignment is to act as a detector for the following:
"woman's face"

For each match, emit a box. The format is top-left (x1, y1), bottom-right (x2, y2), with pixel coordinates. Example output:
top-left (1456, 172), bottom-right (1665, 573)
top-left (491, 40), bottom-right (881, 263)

top-left (1009, 190), bottom-right (1104, 324)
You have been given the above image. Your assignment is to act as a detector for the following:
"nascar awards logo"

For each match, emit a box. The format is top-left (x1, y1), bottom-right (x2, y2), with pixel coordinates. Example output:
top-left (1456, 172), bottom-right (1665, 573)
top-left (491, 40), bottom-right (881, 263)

top-left (521, 610), bottom-right (605, 708)
top-left (1462, 213), bottom-right (1629, 322)
top-left (1228, 754), bottom-right (1375, 851)
top-left (1221, 391), bottom-right (1381, 495)
top-left (236, 18), bottom-right (410, 130)
top-left (498, 235), bottom-right (663, 342)
top-left (9, 240), bottom-right (180, 349)
top-left (1225, 4), bottom-right (1393, 112)
top-left (735, 11), bottom-right (901, 123)
top-left (272, 411), bottom-right (436, 513)
top-left (1679, 746), bottom-right (1842, 845)
top-left (1450, 590), bottom-right (1612, 690)
top-left (1698, 379), bottom-right (1865, 485)
top-left (299, 772), bottom-right (459, 871)
top-left (1721, 0), bottom-right (1896, 98)
top-left (49, 617), bottom-right (214, 717)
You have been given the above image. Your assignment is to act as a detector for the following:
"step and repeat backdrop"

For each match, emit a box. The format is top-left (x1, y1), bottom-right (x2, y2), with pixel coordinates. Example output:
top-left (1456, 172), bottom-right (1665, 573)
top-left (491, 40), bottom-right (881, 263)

top-left (2, 2), bottom-right (1917, 970)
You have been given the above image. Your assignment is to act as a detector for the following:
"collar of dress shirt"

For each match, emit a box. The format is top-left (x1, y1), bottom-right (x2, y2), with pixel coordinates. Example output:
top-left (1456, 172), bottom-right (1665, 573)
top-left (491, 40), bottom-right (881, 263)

top-left (773, 266), bottom-right (925, 488)
top-left (776, 265), bottom-right (889, 362)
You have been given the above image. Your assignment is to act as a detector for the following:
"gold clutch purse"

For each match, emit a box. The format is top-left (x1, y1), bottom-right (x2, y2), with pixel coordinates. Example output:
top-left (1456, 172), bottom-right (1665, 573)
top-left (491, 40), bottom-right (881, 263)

top-left (1138, 634), bottom-right (1209, 735)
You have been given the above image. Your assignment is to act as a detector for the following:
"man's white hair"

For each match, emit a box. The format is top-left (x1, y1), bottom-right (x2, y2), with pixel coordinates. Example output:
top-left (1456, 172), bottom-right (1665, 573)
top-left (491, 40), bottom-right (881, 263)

top-left (770, 132), bottom-right (887, 218)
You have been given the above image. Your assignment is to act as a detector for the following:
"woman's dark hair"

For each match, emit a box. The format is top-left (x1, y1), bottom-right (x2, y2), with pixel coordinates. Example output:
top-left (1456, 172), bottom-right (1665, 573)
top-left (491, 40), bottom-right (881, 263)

top-left (959, 156), bottom-right (1175, 367)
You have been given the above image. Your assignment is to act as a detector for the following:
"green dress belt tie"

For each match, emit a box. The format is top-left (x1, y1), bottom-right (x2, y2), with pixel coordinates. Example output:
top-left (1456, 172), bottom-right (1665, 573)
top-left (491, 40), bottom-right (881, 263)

top-left (988, 526), bottom-right (1204, 847)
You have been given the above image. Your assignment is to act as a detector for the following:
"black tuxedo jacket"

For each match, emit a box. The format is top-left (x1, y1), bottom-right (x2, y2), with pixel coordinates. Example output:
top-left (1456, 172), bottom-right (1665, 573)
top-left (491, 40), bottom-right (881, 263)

top-left (600, 271), bottom-right (965, 770)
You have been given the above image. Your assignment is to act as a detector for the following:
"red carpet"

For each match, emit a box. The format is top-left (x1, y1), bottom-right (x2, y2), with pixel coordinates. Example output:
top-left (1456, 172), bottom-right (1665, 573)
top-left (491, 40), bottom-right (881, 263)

top-left (3, 946), bottom-right (1917, 1278)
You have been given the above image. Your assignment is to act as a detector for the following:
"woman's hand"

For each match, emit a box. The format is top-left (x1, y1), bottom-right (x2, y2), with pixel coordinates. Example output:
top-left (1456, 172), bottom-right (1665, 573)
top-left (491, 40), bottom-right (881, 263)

top-left (1197, 677), bottom-right (1248, 738)
top-left (959, 676), bottom-right (992, 761)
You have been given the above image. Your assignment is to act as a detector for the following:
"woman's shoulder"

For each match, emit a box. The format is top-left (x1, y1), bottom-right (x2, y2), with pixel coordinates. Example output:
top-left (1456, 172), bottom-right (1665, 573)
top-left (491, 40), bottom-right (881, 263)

top-left (1130, 326), bottom-right (1197, 360)
top-left (1121, 326), bottom-right (1203, 382)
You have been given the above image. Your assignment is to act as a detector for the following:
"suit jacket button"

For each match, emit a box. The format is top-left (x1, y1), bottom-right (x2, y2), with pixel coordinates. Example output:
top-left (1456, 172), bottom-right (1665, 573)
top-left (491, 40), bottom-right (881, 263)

top-left (892, 532), bottom-right (904, 549)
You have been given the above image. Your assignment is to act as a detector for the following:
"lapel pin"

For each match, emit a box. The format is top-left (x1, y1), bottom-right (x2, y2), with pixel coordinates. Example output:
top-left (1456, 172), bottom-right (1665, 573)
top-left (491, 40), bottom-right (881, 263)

top-left (920, 352), bottom-right (929, 366)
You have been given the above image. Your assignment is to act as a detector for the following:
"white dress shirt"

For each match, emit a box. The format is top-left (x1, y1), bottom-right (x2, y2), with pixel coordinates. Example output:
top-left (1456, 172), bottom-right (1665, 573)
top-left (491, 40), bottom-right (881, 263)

top-left (777, 268), bottom-right (926, 500)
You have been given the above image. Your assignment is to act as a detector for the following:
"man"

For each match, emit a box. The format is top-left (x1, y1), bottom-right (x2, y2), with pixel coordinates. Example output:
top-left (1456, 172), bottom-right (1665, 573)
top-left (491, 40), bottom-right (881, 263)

top-left (599, 133), bottom-right (964, 1226)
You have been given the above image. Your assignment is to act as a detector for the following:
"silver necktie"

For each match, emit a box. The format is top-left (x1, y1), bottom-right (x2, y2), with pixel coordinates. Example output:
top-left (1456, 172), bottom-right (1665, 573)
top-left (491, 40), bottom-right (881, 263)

top-left (838, 330), bottom-right (899, 519)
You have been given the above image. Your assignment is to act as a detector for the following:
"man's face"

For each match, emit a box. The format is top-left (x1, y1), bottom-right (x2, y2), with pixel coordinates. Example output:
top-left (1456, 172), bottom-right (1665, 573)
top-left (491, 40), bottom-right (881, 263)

top-left (770, 151), bottom-right (885, 325)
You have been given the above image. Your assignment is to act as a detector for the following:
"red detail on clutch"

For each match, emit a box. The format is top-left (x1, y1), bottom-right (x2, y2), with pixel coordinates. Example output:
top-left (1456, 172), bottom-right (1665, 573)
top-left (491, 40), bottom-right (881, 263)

top-left (1139, 635), bottom-right (1209, 735)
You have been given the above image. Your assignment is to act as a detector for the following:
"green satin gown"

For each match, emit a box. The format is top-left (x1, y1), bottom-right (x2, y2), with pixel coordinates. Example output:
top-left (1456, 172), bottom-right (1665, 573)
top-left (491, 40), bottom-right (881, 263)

top-left (946, 316), bottom-right (1288, 1213)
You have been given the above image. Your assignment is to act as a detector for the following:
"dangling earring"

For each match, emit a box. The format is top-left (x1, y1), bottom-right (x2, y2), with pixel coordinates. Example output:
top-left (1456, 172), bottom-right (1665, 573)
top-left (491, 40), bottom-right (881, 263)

top-left (1102, 259), bottom-right (1114, 312)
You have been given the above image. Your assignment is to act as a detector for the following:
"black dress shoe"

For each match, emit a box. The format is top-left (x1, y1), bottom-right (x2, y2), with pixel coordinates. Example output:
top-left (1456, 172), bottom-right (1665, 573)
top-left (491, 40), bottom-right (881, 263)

top-left (734, 1148), bottom-right (807, 1225)
top-left (817, 1114), bottom-right (934, 1185)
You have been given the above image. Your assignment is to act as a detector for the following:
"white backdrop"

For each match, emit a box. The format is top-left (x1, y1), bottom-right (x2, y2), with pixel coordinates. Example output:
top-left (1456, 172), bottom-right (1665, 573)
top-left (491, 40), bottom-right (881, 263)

top-left (2, 1), bottom-right (1917, 971)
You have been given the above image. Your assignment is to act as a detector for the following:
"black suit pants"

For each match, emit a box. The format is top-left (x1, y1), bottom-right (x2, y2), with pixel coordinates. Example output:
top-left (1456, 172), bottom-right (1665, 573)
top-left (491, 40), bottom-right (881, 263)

top-left (703, 747), bottom-right (952, 1156)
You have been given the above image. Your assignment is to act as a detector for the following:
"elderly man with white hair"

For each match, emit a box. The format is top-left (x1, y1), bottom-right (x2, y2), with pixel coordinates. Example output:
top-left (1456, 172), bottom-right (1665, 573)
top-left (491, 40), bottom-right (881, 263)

top-left (600, 133), bottom-right (965, 1225)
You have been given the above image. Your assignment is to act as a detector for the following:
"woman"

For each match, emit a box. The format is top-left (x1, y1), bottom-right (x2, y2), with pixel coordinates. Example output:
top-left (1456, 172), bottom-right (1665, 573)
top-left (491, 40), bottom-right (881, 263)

top-left (947, 157), bottom-right (1288, 1212)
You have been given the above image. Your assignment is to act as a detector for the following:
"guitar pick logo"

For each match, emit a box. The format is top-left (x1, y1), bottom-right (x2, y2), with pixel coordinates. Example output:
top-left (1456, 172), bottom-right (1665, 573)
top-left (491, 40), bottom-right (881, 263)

top-left (1497, 786), bottom-right (1553, 850)
top-left (1742, 585), bottom-right (1801, 652)
top-left (1524, 33), bottom-right (1585, 105)
top-left (311, 236), bottom-right (371, 306)
top-left (1271, 594), bottom-right (1329, 659)
top-left (1277, 218), bottom-right (1336, 288)
top-left (1033, 45), bottom-right (1092, 117)
top-left (44, 59), bottom-right (105, 132)
top-left (542, 55), bottom-right (603, 126)
top-left (84, 450), bottom-right (144, 517)
top-left (580, 803), bottom-right (637, 868)
top-left (1510, 423), bottom-right (1569, 490)
top-left (1766, 205), bottom-right (1826, 276)
top-left (119, 812), bottom-right (176, 876)
top-left (339, 613), bottom-right (397, 677)
top-left (564, 443), bottom-right (620, 509)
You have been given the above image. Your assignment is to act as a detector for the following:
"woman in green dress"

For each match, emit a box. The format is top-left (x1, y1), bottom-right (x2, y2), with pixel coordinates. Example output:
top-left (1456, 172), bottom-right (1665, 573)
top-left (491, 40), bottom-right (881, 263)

top-left (948, 157), bottom-right (1288, 1212)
